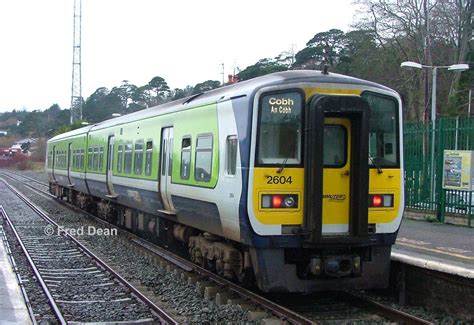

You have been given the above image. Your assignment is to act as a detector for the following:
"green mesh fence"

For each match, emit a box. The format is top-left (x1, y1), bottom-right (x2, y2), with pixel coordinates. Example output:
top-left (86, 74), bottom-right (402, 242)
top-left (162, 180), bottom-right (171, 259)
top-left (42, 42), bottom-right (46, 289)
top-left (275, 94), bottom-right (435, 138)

top-left (404, 117), bottom-right (474, 226)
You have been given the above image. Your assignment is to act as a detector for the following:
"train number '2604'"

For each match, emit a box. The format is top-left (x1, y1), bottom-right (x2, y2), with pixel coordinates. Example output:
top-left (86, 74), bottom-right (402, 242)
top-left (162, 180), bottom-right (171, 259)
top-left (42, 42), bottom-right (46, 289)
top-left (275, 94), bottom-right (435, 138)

top-left (266, 175), bottom-right (293, 185)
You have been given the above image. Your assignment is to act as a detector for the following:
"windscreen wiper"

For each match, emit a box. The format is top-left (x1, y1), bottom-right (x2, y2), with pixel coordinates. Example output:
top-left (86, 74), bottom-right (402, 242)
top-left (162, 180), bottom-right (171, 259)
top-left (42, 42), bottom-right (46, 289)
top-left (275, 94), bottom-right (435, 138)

top-left (277, 157), bottom-right (289, 174)
top-left (369, 155), bottom-right (383, 174)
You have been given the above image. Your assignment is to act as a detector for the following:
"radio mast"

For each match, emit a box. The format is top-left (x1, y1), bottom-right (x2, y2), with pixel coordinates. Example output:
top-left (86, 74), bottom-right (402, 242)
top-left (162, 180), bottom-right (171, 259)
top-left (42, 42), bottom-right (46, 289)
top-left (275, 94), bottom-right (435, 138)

top-left (70, 0), bottom-right (82, 124)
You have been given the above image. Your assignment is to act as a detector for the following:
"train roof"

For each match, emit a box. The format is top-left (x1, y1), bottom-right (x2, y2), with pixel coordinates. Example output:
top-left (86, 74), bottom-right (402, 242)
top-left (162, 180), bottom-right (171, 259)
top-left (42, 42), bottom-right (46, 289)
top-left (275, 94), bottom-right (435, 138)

top-left (49, 70), bottom-right (396, 142)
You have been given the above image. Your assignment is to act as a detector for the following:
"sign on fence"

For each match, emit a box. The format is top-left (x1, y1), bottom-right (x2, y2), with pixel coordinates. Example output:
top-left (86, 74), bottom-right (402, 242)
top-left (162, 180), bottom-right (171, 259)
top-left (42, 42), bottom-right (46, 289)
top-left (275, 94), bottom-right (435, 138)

top-left (443, 150), bottom-right (474, 191)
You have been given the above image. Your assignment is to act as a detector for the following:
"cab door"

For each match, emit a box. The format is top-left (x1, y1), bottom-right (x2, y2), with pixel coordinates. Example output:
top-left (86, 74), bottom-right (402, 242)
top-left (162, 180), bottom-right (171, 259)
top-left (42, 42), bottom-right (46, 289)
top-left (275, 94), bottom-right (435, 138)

top-left (305, 95), bottom-right (369, 243)
top-left (322, 118), bottom-right (351, 234)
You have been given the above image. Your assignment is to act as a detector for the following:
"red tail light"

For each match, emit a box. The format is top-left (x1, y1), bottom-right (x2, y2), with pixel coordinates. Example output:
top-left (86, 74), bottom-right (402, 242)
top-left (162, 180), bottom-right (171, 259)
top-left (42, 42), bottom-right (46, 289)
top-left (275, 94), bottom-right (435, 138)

top-left (261, 194), bottom-right (298, 209)
top-left (369, 194), bottom-right (394, 207)
top-left (372, 195), bottom-right (383, 207)
top-left (272, 195), bottom-right (282, 208)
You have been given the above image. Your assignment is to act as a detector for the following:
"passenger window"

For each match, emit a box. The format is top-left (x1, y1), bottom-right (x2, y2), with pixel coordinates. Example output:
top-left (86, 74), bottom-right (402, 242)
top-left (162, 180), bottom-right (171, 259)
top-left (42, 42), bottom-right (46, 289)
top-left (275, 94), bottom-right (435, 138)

top-left (124, 143), bottom-right (132, 174)
top-left (145, 141), bottom-right (153, 176)
top-left (88, 147), bottom-right (93, 169)
top-left (181, 137), bottom-right (191, 179)
top-left (80, 149), bottom-right (85, 169)
top-left (134, 142), bottom-right (144, 175)
top-left (93, 146), bottom-right (99, 170)
top-left (226, 136), bottom-right (238, 176)
top-left (117, 145), bottom-right (123, 173)
top-left (323, 125), bottom-right (346, 167)
top-left (195, 135), bottom-right (212, 182)
top-left (99, 146), bottom-right (104, 171)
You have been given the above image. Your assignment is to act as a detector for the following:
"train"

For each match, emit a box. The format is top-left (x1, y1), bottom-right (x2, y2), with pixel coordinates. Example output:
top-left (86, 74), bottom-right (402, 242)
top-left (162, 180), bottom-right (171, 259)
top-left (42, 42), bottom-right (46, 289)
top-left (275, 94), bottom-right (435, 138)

top-left (46, 70), bottom-right (404, 293)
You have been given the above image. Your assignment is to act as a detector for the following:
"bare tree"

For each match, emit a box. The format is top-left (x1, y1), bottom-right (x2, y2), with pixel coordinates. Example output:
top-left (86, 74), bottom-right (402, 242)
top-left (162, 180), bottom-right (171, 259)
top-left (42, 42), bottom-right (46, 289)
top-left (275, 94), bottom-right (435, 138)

top-left (354, 0), bottom-right (472, 119)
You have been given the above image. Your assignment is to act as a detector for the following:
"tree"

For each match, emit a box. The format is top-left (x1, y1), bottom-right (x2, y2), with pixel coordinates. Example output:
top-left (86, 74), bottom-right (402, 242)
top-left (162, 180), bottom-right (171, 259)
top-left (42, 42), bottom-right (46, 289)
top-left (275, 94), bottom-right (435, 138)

top-left (294, 29), bottom-right (346, 69)
top-left (146, 76), bottom-right (171, 106)
top-left (192, 80), bottom-right (221, 94)
top-left (237, 58), bottom-right (287, 81)
top-left (354, 0), bottom-right (473, 119)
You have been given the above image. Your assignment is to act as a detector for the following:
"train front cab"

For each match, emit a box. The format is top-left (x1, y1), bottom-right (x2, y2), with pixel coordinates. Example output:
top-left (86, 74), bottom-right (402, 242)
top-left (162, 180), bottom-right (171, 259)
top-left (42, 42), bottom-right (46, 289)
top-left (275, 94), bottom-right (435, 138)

top-left (248, 86), bottom-right (402, 292)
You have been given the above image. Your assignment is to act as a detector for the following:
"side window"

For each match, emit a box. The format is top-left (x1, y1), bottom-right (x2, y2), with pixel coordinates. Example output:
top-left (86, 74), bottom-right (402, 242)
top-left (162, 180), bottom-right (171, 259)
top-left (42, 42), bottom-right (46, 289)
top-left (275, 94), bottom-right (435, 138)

top-left (93, 146), bottom-right (99, 171)
top-left (195, 135), bottom-right (213, 182)
top-left (124, 143), bottom-right (132, 174)
top-left (117, 144), bottom-right (123, 173)
top-left (99, 146), bottom-right (104, 171)
top-left (145, 141), bottom-right (153, 176)
top-left (134, 142), bottom-right (144, 175)
top-left (181, 137), bottom-right (191, 179)
top-left (88, 147), bottom-right (93, 169)
top-left (226, 136), bottom-right (238, 176)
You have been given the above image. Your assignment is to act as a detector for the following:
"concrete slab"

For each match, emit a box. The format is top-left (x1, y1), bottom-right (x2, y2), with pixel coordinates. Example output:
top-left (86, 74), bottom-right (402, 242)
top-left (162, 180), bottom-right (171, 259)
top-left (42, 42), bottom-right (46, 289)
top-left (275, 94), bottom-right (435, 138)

top-left (393, 218), bottom-right (474, 277)
top-left (0, 227), bottom-right (33, 325)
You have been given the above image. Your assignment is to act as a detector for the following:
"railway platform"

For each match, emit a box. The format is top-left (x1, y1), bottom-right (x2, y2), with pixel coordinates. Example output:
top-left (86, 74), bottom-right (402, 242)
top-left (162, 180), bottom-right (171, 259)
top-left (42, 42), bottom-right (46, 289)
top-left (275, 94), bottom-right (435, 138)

top-left (0, 226), bottom-right (32, 325)
top-left (393, 217), bottom-right (474, 278)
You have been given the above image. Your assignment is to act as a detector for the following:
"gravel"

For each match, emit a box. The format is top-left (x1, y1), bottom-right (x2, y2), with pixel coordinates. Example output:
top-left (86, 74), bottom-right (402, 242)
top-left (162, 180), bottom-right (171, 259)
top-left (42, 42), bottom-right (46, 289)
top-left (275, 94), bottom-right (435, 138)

top-left (1, 170), bottom-right (249, 323)
top-left (7, 168), bottom-right (460, 323)
top-left (0, 182), bottom-right (155, 323)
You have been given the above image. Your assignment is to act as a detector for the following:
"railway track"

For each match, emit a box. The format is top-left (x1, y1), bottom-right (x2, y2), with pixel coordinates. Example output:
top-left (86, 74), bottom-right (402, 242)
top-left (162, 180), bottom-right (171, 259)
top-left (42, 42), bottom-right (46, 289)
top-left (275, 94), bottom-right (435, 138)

top-left (0, 169), bottom-right (434, 324)
top-left (0, 178), bottom-right (177, 324)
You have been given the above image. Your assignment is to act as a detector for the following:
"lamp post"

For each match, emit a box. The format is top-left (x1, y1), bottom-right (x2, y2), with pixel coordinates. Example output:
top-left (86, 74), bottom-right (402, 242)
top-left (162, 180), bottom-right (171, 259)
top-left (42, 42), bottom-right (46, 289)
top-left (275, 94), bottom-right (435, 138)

top-left (401, 61), bottom-right (469, 205)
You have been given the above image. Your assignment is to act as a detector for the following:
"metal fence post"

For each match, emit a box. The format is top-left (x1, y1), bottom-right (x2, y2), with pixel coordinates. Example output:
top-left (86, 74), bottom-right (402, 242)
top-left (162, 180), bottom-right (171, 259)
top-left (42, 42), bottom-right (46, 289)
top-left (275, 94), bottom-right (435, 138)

top-left (436, 118), bottom-right (446, 223)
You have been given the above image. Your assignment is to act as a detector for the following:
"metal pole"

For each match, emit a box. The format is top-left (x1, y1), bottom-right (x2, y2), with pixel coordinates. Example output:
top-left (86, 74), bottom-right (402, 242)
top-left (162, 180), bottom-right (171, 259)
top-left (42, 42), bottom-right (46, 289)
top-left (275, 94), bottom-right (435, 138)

top-left (455, 115), bottom-right (459, 150)
top-left (430, 67), bottom-right (437, 205)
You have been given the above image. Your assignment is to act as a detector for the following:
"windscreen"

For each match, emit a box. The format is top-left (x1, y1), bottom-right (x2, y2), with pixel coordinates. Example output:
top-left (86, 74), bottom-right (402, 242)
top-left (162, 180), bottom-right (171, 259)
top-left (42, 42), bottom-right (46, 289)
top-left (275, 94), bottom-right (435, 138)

top-left (257, 91), bottom-right (303, 165)
top-left (363, 92), bottom-right (399, 167)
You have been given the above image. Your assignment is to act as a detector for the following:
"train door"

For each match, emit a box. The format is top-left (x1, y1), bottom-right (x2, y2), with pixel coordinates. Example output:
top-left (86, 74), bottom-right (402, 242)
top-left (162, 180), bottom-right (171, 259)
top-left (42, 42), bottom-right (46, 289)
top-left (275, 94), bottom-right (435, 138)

top-left (67, 143), bottom-right (73, 185)
top-left (106, 135), bottom-right (118, 198)
top-left (322, 118), bottom-right (351, 233)
top-left (159, 127), bottom-right (176, 214)
top-left (305, 95), bottom-right (369, 242)
top-left (52, 145), bottom-right (56, 181)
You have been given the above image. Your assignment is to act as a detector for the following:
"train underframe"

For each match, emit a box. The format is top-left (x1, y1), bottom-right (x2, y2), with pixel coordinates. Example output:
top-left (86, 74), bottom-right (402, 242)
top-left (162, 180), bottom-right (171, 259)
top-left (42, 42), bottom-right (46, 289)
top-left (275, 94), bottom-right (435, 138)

top-left (51, 183), bottom-right (392, 293)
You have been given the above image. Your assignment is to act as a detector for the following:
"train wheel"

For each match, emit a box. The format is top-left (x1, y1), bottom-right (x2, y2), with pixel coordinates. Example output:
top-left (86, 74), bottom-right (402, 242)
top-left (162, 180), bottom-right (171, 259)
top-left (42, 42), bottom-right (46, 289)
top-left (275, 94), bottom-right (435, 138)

top-left (238, 268), bottom-right (255, 288)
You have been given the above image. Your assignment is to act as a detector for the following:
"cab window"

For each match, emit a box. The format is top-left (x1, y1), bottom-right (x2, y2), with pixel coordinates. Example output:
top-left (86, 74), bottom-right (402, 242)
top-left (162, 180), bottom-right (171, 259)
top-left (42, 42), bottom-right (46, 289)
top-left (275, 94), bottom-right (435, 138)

top-left (362, 92), bottom-right (399, 167)
top-left (257, 91), bottom-right (303, 165)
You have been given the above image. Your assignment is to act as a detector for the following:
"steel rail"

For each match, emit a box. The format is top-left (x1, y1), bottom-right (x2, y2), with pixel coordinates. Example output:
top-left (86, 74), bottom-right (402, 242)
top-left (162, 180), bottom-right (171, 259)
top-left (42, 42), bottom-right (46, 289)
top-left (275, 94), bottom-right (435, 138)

top-left (0, 205), bottom-right (67, 325)
top-left (0, 170), bottom-right (48, 187)
top-left (133, 238), bottom-right (314, 325)
top-left (0, 178), bottom-right (178, 325)
top-left (4, 171), bottom-right (433, 324)
top-left (345, 292), bottom-right (433, 324)
top-left (8, 170), bottom-right (312, 324)
top-left (1, 223), bottom-right (39, 325)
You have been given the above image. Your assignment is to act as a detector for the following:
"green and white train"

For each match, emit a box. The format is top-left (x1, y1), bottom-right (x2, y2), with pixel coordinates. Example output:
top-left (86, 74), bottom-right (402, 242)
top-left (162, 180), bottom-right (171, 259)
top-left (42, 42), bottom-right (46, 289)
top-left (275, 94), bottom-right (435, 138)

top-left (47, 70), bottom-right (404, 292)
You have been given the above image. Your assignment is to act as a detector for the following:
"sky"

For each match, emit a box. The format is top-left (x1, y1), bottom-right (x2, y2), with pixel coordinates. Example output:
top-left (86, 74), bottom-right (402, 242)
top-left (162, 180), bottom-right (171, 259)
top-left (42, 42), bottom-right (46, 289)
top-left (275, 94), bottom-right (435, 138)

top-left (0, 0), bottom-right (357, 113)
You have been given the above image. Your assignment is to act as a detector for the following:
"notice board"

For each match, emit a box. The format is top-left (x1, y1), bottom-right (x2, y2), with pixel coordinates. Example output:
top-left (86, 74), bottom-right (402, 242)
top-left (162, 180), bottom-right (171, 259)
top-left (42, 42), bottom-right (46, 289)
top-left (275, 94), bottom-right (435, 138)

top-left (443, 150), bottom-right (474, 191)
